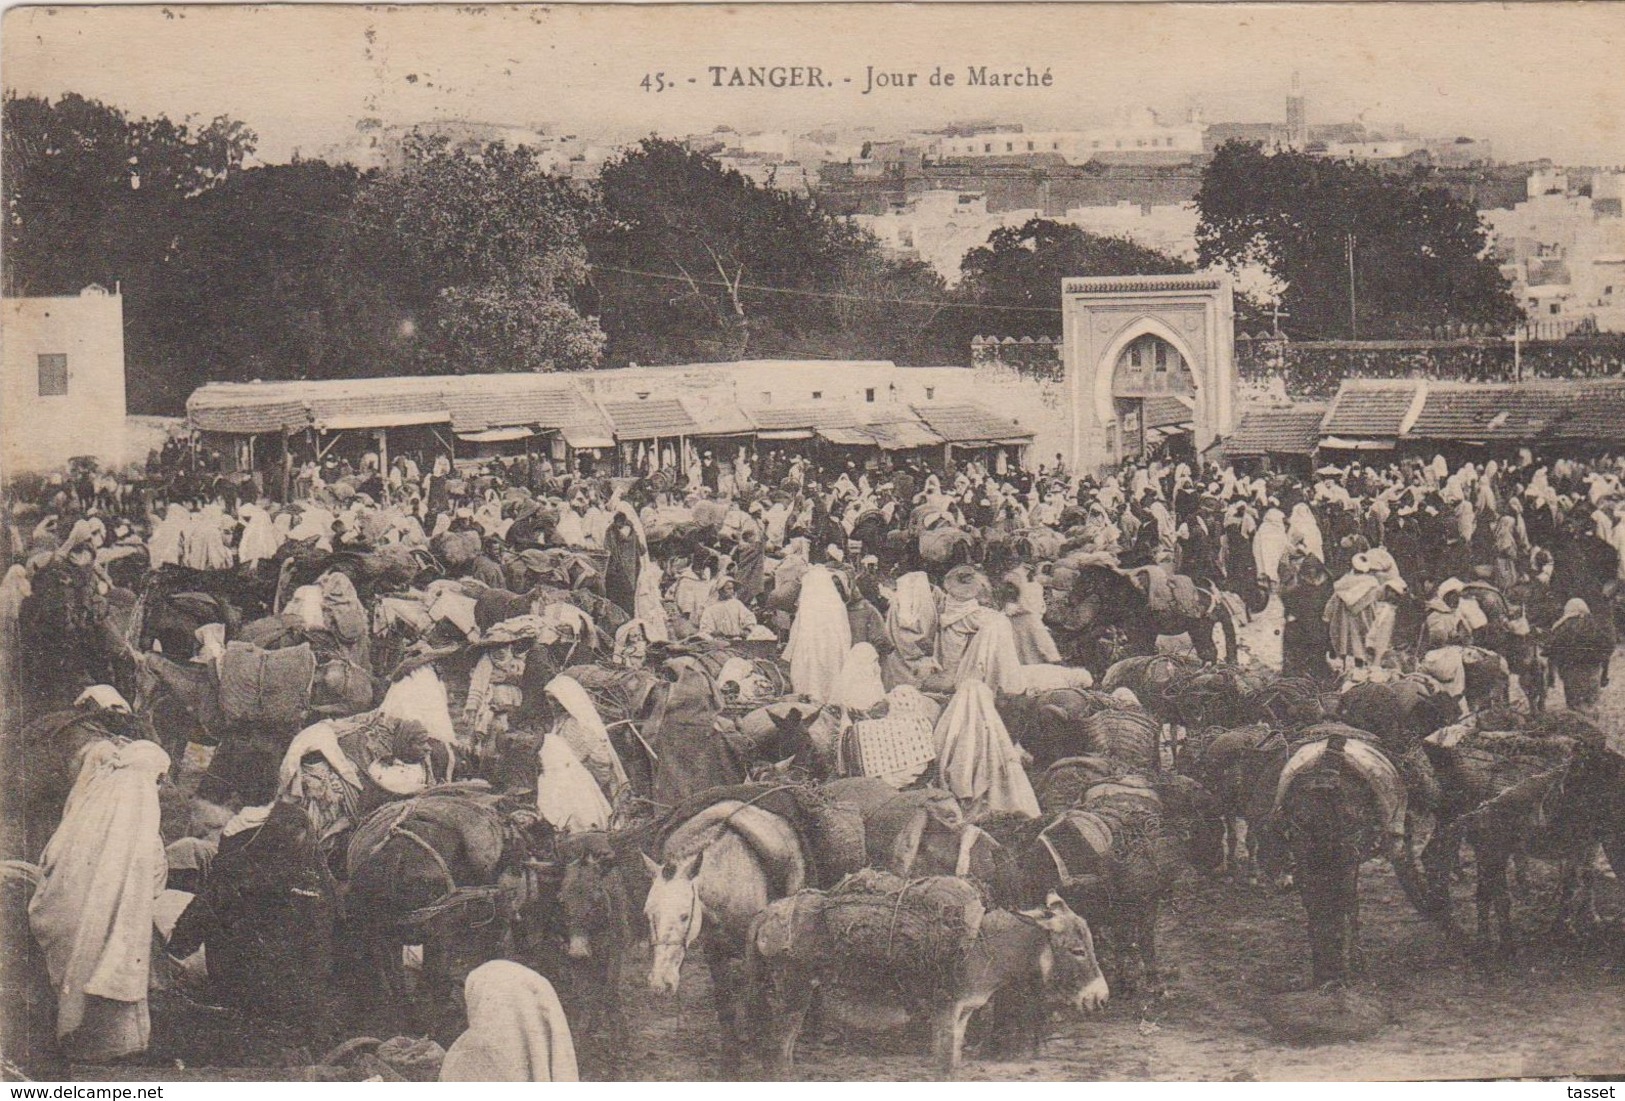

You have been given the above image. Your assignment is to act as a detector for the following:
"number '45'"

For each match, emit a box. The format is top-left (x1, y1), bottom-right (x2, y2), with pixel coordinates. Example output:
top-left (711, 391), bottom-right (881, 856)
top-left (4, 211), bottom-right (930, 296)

top-left (641, 73), bottom-right (668, 92)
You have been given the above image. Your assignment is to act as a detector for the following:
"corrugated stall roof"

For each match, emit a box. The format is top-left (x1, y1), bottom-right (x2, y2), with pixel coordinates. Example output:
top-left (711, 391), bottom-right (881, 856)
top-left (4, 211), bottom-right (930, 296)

top-left (861, 419), bottom-right (943, 450)
top-left (600, 397), bottom-right (698, 440)
top-left (1225, 405), bottom-right (1327, 457)
top-left (1321, 380), bottom-right (1420, 438)
top-left (1408, 384), bottom-right (1560, 441)
top-left (188, 395), bottom-right (311, 434)
top-left (1548, 380), bottom-right (1625, 444)
top-left (446, 384), bottom-right (589, 433)
top-left (1143, 394), bottom-right (1195, 430)
top-left (912, 402), bottom-right (1033, 443)
top-left (745, 403), bottom-right (860, 432)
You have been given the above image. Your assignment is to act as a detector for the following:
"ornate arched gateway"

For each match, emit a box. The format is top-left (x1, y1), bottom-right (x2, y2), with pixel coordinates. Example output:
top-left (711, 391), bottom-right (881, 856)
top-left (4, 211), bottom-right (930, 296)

top-left (1060, 274), bottom-right (1236, 472)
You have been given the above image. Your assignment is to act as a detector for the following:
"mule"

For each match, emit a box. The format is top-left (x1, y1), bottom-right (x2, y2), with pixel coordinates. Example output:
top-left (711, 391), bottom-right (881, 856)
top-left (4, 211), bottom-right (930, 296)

top-left (1442, 745), bottom-right (1625, 961)
top-left (642, 799), bottom-right (805, 1077)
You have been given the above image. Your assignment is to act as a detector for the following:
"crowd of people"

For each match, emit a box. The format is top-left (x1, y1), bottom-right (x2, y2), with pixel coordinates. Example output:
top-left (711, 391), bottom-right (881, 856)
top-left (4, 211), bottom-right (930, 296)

top-left (5, 430), bottom-right (1625, 1077)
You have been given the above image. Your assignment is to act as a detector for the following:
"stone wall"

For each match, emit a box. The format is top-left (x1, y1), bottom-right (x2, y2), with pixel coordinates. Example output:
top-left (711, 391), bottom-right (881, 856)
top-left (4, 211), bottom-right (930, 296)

top-left (1236, 334), bottom-right (1625, 399)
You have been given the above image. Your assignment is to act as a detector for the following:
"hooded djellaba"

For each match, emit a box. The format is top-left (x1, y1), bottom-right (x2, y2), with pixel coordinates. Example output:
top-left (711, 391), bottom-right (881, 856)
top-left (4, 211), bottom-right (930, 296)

top-left (29, 739), bottom-right (170, 1063)
top-left (441, 960), bottom-right (579, 1082)
top-left (1546, 598), bottom-right (1615, 714)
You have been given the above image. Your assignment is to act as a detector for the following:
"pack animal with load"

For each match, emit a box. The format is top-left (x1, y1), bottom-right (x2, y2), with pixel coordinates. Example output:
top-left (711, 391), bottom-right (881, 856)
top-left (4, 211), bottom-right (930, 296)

top-left (743, 869), bottom-right (1107, 1076)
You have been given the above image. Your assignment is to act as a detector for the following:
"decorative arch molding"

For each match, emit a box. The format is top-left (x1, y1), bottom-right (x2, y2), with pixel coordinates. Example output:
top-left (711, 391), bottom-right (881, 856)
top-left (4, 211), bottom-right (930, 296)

top-left (1091, 314), bottom-right (1204, 426)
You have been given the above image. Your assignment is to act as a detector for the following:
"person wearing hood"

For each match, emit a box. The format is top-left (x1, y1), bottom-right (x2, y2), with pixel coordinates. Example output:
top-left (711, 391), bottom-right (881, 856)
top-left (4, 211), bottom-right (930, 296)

top-left (29, 739), bottom-right (170, 1063)
top-left (933, 678), bottom-right (1040, 819)
top-left (441, 960), bottom-right (578, 1082)
top-left (603, 506), bottom-right (643, 617)
top-left (236, 502), bottom-right (283, 568)
top-left (1323, 551), bottom-right (1394, 672)
top-left (783, 564), bottom-right (852, 703)
top-left (1252, 506), bottom-right (1290, 593)
top-left (882, 570), bottom-right (940, 690)
top-left (1545, 598), bottom-right (1613, 714)
top-left (1287, 502), bottom-right (1324, 563)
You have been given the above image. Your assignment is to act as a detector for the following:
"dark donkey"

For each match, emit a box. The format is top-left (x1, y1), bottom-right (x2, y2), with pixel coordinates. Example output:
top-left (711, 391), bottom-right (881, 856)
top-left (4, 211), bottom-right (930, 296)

top-left (549, 831), bottom-right (635, 1075)
top-left (1049, 564), bottom-right (1236, 675)
top-left (1271, 733), bottom-right (1411, 986)
top-left (339, 788), bottom-right (551, 1041)
top-left (1441, 741), bottom-right (1625, 961)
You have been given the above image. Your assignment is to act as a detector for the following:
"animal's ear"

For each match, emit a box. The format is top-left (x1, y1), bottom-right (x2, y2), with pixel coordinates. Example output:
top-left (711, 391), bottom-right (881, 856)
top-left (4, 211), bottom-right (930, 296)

top-left (641, 852), bottom-right (662, 879)
top-left (675, 851), bottom-right (703, 879)
top-left (1045, 891), bottom-right (1075, 917)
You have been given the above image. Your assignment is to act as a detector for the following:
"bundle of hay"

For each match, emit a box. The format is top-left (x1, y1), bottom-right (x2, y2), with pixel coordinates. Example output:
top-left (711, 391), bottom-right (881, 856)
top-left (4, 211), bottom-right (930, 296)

top-left (822, 869), bottom-right (985, 989)
top-left (1259, 987), bottom-right (1389, 1044)
top-left (375, 1036), bottom-right (445, 1082)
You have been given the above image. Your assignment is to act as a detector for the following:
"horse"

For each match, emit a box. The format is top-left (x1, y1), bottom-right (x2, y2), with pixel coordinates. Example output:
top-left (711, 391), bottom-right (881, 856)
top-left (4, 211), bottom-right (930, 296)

top-left (642, 799), bottom-right (806, 1077)
top-left (1049, 564), bottom-right (1236, 675)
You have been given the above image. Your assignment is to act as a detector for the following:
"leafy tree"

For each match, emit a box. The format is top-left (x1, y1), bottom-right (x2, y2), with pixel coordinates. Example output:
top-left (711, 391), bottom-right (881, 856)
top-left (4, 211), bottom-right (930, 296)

top-left (352, 132), bottom-right (605, 373)
top-left (591, 138), bottom-right (945, 365)
top-left (945, 217), bottom-right (1193, 347)
top-left (2, 92), bottom-right (254, 298)
top-left (1195, 142), bottom-right (1520, 339)
top-left (130, 161), bottom-right (400, 409)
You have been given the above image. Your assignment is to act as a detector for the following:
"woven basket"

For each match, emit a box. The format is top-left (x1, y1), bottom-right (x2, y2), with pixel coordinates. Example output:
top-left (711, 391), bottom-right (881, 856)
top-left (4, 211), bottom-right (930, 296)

top-left (1083, 708), bottom-right (1162, 771)
top-left (822, 870), bottom-right (984, 986)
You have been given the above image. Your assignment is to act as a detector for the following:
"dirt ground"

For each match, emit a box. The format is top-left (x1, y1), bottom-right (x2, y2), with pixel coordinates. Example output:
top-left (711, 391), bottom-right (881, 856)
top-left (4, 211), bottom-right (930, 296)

top-left (26, 596), bottom-right (1625, 1082)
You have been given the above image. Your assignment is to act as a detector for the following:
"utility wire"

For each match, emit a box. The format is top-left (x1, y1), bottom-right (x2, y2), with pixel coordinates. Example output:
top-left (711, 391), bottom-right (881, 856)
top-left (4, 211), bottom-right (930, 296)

top-left (589, 263), bottom-right (1064, 314)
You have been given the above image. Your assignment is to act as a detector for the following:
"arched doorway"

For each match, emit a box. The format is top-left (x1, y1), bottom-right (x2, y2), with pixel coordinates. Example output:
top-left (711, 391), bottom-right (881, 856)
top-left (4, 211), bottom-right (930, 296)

top-left (1110, 332), bottom-right (1196, 460)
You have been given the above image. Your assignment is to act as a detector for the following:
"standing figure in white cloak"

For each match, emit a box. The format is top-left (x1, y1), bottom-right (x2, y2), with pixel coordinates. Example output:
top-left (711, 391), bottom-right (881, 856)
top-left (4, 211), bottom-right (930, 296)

top-left (29, 739), bottom-right (170, 1063)
top-left (784, 565), bottom-right (851, 703)
top-left (882, 571), bottom-right (940, 690)
top-left (933, 679), bottom-right (1040, 818)
top-left (1252, 506), bottom-right (1290, 590)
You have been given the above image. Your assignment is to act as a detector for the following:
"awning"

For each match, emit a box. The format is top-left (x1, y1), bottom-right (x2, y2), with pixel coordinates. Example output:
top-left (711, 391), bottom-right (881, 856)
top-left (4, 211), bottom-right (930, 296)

top-left (316, 409), bottom-right (451, 431)
top-left (559, 425), bottom-right (614, 450)
top-left (864, 421), bottom-right (943, 450)
top-left (457, 426), bottom-right (534, 443)
top-left (758, 429), bottom-right (815, 441)
top-left (1320, 436), bottom-right (1396, 450)
top-left (817, 426), bottom-right (878, 447)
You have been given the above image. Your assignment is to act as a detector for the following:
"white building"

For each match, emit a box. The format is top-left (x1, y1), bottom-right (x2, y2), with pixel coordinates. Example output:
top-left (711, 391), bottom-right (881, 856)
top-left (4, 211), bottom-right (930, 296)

top-left (854, 192), bottom-right (1039, 285)
top-left (933, 110), bottom-right (1206, 165)
top-left (2, 286), bottom-right (128, 477)
top-left (1059, 202), bottom-right (1200, 263)
top-left (1484, 172), bottom-right (1625, 332)
top-left (856, 191), bottom-right (1200, 283)
top-left (1319, 138), bottom-right (1423, 161)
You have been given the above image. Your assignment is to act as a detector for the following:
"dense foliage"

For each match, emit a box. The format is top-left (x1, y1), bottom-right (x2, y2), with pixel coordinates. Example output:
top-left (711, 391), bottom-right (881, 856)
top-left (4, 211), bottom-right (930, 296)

top-left (1195, 142), bottom-right (1521, 339)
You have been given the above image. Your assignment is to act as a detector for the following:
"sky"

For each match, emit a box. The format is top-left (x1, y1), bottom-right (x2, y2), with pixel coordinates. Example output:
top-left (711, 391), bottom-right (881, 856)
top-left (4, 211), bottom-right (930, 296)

top-left (4, 3), bottom-right (1623, 166)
